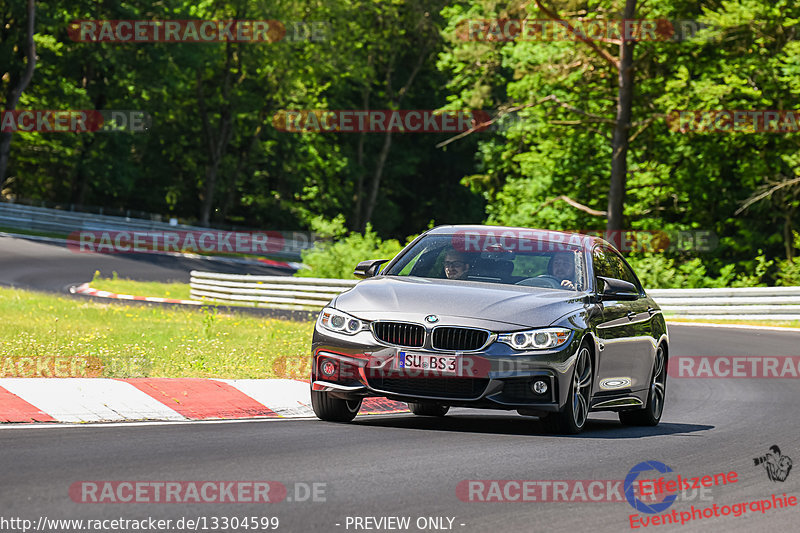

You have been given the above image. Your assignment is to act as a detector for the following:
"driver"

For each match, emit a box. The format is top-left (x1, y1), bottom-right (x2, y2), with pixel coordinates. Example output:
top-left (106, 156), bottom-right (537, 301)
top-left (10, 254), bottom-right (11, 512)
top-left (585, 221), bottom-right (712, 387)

top-left (443, 250), bottom-right (471, 280)
top-left (548, 253), bottom-right (577, 290)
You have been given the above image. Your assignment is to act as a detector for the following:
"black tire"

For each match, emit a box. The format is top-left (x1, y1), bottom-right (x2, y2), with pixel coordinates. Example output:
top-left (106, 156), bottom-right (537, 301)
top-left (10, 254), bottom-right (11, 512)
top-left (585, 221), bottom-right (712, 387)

top-left (407, 402), bottom-right (449, 416)
top-left (311, 390), bottom-right (362, 422)
top-left (543, 343), bottom-right (592, 434)
top-left (619, 344), bottom-right (667, 426)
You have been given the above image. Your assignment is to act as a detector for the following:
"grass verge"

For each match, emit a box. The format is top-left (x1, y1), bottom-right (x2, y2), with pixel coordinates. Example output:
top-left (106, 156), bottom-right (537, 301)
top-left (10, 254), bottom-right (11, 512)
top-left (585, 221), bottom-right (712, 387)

top-left (0, 225), bottom-right (68, 240)
top-left (0, 286), bottom-right (313, 379)
top-left (666, 317), bottom-right (800, 329)
top-left (90, 271), bottom-right (192, 300)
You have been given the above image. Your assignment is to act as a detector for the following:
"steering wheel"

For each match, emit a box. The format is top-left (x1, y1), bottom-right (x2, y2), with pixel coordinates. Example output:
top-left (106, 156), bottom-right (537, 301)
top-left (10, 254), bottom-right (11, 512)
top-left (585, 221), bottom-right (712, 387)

top-left (516, 275), bottom-right (561, 289)
top-left (535, 275), bottom-right (563, 288)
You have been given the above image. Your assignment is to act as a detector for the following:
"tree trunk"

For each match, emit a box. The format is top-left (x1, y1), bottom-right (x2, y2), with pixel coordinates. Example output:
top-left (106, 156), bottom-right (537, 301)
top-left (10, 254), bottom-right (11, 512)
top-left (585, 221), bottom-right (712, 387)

top-left (361, 130), bottom-right (393, 231)
top-left (785, 210), bottom-right (794, 262)
top-left (353, 79), bottom-right (371, 230)
top-left (69, 89), bottom-right (105, 207)
top-left (0, 0), bottom-right (36, 185)
top-left (606, 0), bottom-right (636, 231)
top-left (359, 44), bottom-right (427, 231)
top-left (352, 54), bottom-right (374, 230)
top-left (197, 50), bottom-right (234, 227)
top-left (353, 131), bottom-right (366, 230)
top-left (221, 114), bottom-right (266, 221)
top-left (69, 137), bottom-right (96, 207)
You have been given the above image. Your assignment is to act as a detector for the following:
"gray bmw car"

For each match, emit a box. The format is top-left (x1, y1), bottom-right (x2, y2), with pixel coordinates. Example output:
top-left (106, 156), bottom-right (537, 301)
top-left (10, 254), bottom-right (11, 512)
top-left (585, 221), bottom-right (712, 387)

top-left (310, 225), bottom-right (668, 434)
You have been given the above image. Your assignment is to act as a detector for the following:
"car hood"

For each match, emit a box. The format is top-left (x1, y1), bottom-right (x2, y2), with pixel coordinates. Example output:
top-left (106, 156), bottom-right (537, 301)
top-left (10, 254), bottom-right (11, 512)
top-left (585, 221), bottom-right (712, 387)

top-left (333, 276), bottom-right (586, 330)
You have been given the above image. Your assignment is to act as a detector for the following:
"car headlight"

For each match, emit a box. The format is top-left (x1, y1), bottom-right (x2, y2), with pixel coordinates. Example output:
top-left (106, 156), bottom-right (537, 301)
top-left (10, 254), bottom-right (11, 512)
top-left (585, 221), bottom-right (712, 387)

top-left (497, 328), bottom-right (572, 350)
top-left (318, 307), bottom-right (369, 335)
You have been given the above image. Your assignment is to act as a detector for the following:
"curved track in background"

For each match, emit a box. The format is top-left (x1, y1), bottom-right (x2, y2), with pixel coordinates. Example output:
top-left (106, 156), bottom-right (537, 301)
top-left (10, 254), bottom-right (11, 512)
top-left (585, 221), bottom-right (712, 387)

top-left (1, 235), bottom-right (798, 532)
top-left (0, 235), bottom-right (290, 293)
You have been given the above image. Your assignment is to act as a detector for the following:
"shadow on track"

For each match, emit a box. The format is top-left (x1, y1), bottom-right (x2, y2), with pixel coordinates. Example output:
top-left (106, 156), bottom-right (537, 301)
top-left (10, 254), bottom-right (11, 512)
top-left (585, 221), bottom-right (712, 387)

top-left (353, 414), bottom-right (712, 439)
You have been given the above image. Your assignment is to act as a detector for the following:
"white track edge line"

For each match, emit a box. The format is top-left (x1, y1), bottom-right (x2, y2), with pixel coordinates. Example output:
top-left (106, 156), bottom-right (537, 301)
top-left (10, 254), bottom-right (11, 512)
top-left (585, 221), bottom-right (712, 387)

top-left (667, 321), bottom-right (800, 333)
top-left (0, 412), bottom-right (408, 430)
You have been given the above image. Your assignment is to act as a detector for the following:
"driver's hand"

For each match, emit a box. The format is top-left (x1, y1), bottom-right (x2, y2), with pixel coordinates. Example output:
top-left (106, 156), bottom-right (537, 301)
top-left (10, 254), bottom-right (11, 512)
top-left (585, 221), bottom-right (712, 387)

top-left (561, 279), bottom-right (576, 290)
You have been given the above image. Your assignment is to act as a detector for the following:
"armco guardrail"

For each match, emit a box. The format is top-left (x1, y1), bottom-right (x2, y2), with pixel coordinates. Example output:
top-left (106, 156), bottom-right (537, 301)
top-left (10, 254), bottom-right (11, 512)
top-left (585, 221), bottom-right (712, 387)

top-left (190, 271), bottom-right (358, 310)
top-left (0, 202), bottom-right (310, 260)
top-left (648, 286), bottom-right (800, 321)
top-left (190, 272), bottom-right (800, 319)
top-left (0, 201), bottom-right (199, 234)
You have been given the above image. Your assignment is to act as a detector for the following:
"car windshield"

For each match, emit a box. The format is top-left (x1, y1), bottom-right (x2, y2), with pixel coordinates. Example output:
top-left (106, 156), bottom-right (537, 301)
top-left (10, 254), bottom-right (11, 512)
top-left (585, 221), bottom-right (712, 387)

top-left (383, 232), bottom-right (587, 291)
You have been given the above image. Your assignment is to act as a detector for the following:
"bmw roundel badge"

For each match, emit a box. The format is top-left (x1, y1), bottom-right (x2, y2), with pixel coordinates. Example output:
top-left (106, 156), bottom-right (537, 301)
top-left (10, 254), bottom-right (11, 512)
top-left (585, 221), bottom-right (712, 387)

top-left (425, 315), bottom-right (439, 324)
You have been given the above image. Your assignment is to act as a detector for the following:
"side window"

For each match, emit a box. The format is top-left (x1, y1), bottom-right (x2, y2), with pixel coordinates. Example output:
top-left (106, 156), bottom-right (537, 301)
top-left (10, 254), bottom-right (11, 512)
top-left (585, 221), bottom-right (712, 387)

top-left (592, 246), bottom-right (613, 281)
top-left (398, 253), bottom-right (421, 275)
top-left (592, 246), bottom-right (642, 292)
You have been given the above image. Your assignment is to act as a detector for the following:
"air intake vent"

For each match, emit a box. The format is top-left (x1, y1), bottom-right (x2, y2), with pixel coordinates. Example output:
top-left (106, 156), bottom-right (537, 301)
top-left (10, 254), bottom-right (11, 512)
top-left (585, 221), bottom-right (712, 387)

top-left (368, 377), bottom-right (489, 400)
top-left (432, 327), bottom-right (489, 351)
top-left (372, 322), bottom-right (425, 348)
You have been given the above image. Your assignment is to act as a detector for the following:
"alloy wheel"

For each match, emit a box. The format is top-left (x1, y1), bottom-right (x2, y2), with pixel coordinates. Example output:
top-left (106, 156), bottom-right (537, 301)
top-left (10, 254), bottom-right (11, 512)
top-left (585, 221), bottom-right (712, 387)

top-left (650, 345), bottom-right (666, 419)
top-left (572, 346), bottom-right (592, 428)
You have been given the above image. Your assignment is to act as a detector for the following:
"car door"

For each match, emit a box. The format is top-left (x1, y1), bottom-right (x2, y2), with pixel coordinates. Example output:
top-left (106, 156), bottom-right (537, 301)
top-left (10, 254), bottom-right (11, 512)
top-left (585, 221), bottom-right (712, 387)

top-left (591, 245), bottom-right (655, 392)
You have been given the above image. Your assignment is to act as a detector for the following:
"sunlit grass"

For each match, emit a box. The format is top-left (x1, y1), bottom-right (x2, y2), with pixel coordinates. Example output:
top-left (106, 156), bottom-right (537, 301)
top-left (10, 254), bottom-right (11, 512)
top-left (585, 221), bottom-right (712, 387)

top-left (91, 270), bottom-right (192, 300)
top-left (0, 225), bottom-right (67, 239)
top-left (0, 286), bottom-right (313, 379)
top-left (666, 317), bottom-right (800, 328)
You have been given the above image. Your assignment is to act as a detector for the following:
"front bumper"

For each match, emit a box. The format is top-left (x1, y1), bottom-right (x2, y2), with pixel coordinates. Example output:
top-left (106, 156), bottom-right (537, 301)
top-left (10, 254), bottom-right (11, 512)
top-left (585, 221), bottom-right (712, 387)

top-left (311, 327), bottom-right (584, 414)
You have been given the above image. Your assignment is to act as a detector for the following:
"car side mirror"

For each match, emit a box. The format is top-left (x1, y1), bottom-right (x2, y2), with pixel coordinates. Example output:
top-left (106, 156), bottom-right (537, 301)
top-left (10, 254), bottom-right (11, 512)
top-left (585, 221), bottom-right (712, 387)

top-left (597, 276), bottom-right (639, 301)
top-left (354, 259), bottom-right (389, 279)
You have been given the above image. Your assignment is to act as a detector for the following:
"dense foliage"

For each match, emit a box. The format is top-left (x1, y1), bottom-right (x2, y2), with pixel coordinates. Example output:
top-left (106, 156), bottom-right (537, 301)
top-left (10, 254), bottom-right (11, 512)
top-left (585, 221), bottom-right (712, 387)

top-left (3, 1), bottom-right (800, 286)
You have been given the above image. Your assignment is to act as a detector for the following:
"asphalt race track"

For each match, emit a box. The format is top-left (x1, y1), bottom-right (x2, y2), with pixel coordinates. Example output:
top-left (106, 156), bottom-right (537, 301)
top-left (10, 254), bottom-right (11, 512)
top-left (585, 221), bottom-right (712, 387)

top-left (1, 236), bottom-right (799, 532)
top-left (0, 235), bottom-right (288, 293)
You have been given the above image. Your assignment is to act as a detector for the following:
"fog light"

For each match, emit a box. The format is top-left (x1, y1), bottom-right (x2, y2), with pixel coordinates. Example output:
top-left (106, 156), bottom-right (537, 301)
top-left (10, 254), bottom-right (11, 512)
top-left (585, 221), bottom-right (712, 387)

top-left (320, 359), bottom-right (338, 379)
top-left (531, 380), bottom-right (548, 394)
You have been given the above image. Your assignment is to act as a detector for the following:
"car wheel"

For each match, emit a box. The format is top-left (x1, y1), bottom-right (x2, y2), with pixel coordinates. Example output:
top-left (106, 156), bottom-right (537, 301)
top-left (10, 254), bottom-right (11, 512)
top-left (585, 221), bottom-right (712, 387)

top-left (619, 344), bottom-right (667, 426)
top-left (544, 343), bottom-right (592, 434)
top-left (311, 390), bottom-right (362, 422)
top-left (407, 402), bottom-right (449, 416)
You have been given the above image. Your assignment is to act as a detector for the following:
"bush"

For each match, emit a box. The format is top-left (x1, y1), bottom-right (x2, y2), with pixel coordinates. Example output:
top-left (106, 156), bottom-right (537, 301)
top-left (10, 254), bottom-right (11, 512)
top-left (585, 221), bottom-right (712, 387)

top-left (295, 215), bottom-right (407, 279)
top-left (626, 254), bottom-right (713, 289)
top-left (776, 259), bottom-right (800, 286)
top-left (626, 253), bottom-right (771, 289)
top-left (775, 232), bottom-right (800, 286)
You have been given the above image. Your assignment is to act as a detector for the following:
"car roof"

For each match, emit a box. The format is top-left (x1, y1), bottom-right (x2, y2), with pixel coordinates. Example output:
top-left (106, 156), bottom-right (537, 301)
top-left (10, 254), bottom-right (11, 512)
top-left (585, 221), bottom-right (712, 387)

top-left (425, 224), bottom-right (610, 252)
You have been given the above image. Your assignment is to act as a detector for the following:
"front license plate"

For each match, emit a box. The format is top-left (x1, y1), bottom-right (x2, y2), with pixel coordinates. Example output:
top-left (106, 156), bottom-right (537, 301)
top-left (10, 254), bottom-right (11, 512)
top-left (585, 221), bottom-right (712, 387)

top-left (396, 351), bottom-right (458, 374)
